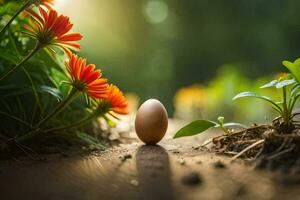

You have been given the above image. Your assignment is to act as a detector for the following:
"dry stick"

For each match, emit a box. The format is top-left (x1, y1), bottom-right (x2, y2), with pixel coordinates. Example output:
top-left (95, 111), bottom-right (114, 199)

top-left (292, 112), bottom-right (300, 118)
top-left (254, 144), bottom-right (265, 160)
top-left (235, 139), bottom-right (259, 144)
top-left (231, 139), bottom-right (265, 162)
top-left (232, 124), bottom-right (271, 136)
top-left (272, 116), bottom-right (282, 123)
top-left (223, 151), bottom-right (238, 155)
top-left (201, 139), bottom-right (213, 147)
top-left (214, 124), bottom-right (271, 142)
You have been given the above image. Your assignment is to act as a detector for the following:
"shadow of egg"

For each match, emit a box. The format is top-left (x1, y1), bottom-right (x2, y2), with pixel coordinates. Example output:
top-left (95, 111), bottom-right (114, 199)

top-left (136, 145), bottom-right (174, 200)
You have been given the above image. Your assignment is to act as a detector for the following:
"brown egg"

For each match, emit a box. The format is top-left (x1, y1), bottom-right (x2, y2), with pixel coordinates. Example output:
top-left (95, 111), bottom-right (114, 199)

top-left (135, 99), bottom-right (168, 145)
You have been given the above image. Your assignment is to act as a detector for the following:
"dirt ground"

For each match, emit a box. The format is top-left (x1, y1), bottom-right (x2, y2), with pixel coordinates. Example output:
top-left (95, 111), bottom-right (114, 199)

top-left (0, 120), bottom-right (300, 200)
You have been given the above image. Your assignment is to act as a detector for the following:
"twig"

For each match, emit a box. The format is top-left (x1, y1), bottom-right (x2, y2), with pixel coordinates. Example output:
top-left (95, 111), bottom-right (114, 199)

top-left (231, 139), bottom-right (265, 161)
top-left (272, 116), bottom-right (282, 123)
top-left (292, 112), bottom-right (300, 118)
top-left (212, 124), bottom-right (270, 144)
top-left (201, 139), bottom-right (213, 147)
top-left (235, 139), bottom-right (259, 144)
top-left (223, 151), bottom-right (238, 155)
top-left (229, 124), bottom-right (271, 137)
top-left (254, 144), bottom-right (265, 159)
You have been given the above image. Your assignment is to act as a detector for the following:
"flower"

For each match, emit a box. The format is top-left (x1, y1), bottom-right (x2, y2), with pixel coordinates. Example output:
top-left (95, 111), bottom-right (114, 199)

top-left (32, 0), bottom-right (54, 9)
top-left (24, 6), bottom-right (82, 53)
top-left (66, 53), bottom-right (108, 99)
top-left (173, 84), bottom-right (206, 119)
top-left (96, 84), bottom-right (128, 115)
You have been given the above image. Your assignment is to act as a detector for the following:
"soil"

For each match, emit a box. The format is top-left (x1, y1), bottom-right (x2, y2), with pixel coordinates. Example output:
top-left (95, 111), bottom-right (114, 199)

top-left (1, 119), bottom-right (300, 200)
top-left (212, 122), bottom-right (300, 175)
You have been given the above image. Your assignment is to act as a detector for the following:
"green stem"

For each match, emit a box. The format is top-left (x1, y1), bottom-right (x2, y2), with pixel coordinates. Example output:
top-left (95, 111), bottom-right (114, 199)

top-left (15, 88), bottom-right (79, 143)
top-left (0, 42), bottom-right (41, 82)
top-left (0, 0), bottom-right (31, 37)
top-left (44, 114), bottom-right (96, 133)
top-left (8, 29), bottom-right (21, 59)
top-left (36, 88), bottom-right (78, 128)
top-left (282, 87), bottom-right (290, 125)
top-left (0, 111), bottom-right (31, 127)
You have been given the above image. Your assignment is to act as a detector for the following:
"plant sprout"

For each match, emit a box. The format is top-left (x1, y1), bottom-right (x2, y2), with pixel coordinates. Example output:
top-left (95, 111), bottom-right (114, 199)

top-left (173, 116), bottom-right (246, 138)
top-left (174, 58), bottom-right (300, 139)
top-left (233, 75), bottom-right (298, 131)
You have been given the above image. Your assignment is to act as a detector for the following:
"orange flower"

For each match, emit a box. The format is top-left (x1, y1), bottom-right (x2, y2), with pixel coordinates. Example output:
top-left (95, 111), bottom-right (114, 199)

top-left (33, 0), bottom-right (54, 9)
top-left (24, 6), bottom-right (82, 53)
top-left (66, 53), bottom-right (108, 99)
top-left (98, 84), bottom-right (128, 115)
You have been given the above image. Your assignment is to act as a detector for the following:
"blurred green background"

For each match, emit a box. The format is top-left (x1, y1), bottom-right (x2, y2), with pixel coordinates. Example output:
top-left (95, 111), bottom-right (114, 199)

top-left (55, 0), bottom-right (300, 122)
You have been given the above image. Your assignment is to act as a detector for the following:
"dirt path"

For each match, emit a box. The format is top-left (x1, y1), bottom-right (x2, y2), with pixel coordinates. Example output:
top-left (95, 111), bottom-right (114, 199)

top-left (0, 121), bottom-right (300, 200)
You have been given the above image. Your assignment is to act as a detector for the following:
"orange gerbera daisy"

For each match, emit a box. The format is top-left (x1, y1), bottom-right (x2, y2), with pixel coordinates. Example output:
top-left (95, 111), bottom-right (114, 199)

top-left (66, 53), bottom-right (108, 99)
top-left (96, 84), bottom-right (128, 115)
top-left (24, 6), bottom-right (82, 53)
top-left (32, 0), bottom-right (54, 9)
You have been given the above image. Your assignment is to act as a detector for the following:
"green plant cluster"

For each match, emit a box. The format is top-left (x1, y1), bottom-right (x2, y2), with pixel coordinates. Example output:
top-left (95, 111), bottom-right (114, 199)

top-left (174, 59), bottom-right (300, 138)
top-left (0, 1), bottom-right (106, 149)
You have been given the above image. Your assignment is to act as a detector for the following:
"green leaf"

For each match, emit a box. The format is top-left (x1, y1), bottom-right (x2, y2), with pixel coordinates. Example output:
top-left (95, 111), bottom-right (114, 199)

top-left (260, 79), bottom-right (295, 89)
top-left (233, 91), bottom-right (283, 113)
top-left (291, 84), bottom-right (300, 97)
top-left (76, 132), bottom-right (106, 150)
top-left (260, 80), bottom-right (278, 88)
top-left (173, 120), bottom-right (216, 138)
top-left (283, 59), bottom-right (300, 83)
top-left (222, 122), bottom-right (247, 129)
top-left (275, 79), bottom-right (296, 88)
top-left (38, 85), bottom-right (62, 101)
top-left (217, 116), bottom-right (224, 124)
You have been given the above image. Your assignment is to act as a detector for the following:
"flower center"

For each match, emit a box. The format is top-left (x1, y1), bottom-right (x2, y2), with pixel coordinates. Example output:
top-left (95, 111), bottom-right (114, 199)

top-left (37, 30), bottom-right (55, 46)
top-left (96, 100), bottom-right (111, 115)
top-left (72, 80), bottom-right (86, 92)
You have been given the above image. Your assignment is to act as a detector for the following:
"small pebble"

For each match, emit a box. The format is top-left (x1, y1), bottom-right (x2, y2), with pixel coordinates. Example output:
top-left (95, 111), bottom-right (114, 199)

top-left (196, 160), bottom-right (202, 165)
top-left (178, 159), bottom-right (185, 165)
top-left (82, 146), bottom-right (87, 150)
top-left (130, 179), bottom-right (139, 186)
top-left (213, 161), bottom-right (226, 169)
top-left (119, 153), bottom-right (132, 162)
top-left (192, 146), bottom-right (200, 150)
top-left (181, 172), bottom-right (202, 186)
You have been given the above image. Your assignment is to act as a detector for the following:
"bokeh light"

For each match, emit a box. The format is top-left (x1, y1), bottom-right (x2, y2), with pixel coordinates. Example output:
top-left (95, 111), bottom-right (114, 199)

top-left (144, 0), bottom-right (169, 24)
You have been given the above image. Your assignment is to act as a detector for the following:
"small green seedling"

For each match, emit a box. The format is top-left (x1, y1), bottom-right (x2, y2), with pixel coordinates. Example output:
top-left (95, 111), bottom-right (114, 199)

top-left (174, 58), bottom-right (300, 139)
top-left (233, 74), bottom-right (299, 131)
top-left (173, 116), bottom-right (246, 138)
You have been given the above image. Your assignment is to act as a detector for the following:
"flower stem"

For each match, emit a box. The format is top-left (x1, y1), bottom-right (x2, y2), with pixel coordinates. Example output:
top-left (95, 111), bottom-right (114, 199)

top-left (44, 114), bottom-right (97, 133)
top-left (282, 86), bottom-right (290, 126)
top-left (36, 88), bottom-right (79, 128)
top-left (0, 42), bottom-right (41, 82)
top-left (0, 0), bottom-right (31, 37)
top-left (15, 88), bottom-right (79, 143)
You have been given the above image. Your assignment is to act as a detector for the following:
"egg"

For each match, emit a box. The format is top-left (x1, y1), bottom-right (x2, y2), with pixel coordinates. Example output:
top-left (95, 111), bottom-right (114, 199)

top-left (135, 99), bottom-right (168, 144)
